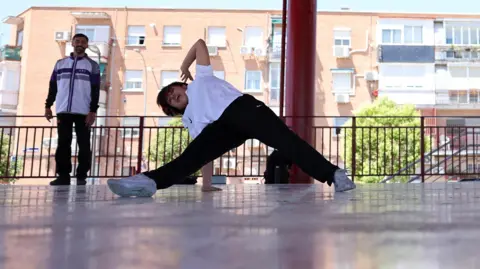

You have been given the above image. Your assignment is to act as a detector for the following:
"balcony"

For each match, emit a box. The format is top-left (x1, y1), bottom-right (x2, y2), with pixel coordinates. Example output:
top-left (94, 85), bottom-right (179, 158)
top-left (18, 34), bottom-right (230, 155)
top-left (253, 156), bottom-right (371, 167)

top-left (435, 90), bottom-right (480, 109)
top-left (65, 42), bottom-right (109, 63)
top-left (435, 76), bottom-right (480, 90)
top-left (435, 47), bottom-right (480, 63)
top-left (0, 45), bottom-right (21, 62)
top-left (268, 44), bottom-right (282, 60)
top-left (377, 45), bottom-right (435, 63)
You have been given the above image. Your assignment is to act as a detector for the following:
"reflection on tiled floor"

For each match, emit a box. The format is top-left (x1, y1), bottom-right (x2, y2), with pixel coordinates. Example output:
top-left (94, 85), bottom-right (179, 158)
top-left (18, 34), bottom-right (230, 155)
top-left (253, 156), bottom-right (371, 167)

top-left (1, 184), bottom-right (480, 269)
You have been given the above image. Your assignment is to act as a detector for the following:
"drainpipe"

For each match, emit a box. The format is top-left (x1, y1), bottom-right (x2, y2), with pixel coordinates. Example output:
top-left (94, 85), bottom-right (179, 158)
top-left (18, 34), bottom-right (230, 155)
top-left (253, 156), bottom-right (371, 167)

top-left (349, 30), bottom-right (370, 56)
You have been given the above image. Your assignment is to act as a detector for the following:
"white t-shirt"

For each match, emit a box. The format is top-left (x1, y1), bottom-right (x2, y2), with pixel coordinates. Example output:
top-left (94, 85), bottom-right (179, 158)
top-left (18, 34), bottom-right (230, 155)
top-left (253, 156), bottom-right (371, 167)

top-left (182, 64), bottom-right (243, 138)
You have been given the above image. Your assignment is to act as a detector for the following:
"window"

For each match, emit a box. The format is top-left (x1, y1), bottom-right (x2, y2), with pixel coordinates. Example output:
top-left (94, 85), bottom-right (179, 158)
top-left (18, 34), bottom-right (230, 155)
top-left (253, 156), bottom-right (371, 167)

top-left (163, 26), bottom-right (181, 46)
top-left (157, 117), bottom-right (174, 126)
top-left (244, 26), bottom-right (264, 47)
top-left (124, 70), bottom-right (143, 91)
top-left (213, 71), bottom-right (225, 80)
top-left (127, 26), bottom-right (146, 46)
top-left (331, 69), bottom-right (353, 94)
top-left (16, 30), bottom-right (23, 47)
top-left (333, 117), bottom-right (349, 137)
top-left (245, 70), bottom-right (262, 92)
top-left (161, 71), bottom-right (179, 87)
top-left (382, 29), bottom-right (401, 44)
top-left (404, 26), bottom-right (423, 44)
top-left (122, 166), bottom-right (136, 176)
top-left (334, 29), bottom-right (351, 46)
top-left (449, 67), bottom-right (467, 78)
top-left (446, 24), bottom-right (480, 45)
top-left (269, 63), bottom-right (280, 103)
top-left (467, 164), bottom-right (480, 173)
top-left (207, 27), bottom-right (226, 47)
top-left (122, 117), bottom-right (140, 138)
top-left (75, 25), bottom-right (110, 42)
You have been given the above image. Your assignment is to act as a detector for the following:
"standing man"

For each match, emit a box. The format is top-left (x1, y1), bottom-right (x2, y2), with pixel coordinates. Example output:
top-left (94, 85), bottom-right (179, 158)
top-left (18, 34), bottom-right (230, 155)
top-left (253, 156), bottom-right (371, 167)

top-left (45, 33), bottom-right (100, 186)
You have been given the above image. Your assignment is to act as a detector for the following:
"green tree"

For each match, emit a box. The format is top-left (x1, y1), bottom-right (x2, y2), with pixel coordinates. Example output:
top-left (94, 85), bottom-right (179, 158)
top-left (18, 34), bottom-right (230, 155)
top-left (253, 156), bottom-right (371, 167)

top-left (342, 97), bottom-right (431, 183)
top-left (0, 135), bottom-right (22, 184)
top-left (147, 118), bottom-right (200, 175)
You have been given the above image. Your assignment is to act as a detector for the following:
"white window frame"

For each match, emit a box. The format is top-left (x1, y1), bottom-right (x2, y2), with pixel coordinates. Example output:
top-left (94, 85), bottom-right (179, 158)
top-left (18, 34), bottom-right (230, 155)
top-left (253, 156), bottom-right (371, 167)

top-left (221, 158), bottom-right (236, 169)
top-left (269, 62), bottom-right (280, 104)
top-left (123, 70), bottom-right (143, 92)
top-left (213, 70), bottom-right (225, 80)
top-left (381, 29), bottom-right (402, 44)
top-left (404, 26), bottom-right (423, 44)
top-left (244, 167), bottom-right (259, 176)
top-left (207, 26), bottom-right (227, 47)
top-left (16, 30), bottom-right (23, 47)
top-left (331, 69), bottom-right (354, 95)
top-left (333, 29), bottom-right (351, 47)
top-left (445, 24), bottom-right (480, 45)
top-left (122, 117), bottom-right (140, 138)
top-left (244, 70), bottom-right (262, 92)
top-left (333, 117), bottom-right (350, 137)
top-left (161, 71), bottom-right (179, 87)
top-left (243, 26), bottom-right (264, 48)
top-left (75, 25), bottom-right (110, 43)
top-left (162, 26), bottom-right (182, 46)
top-left (127, 25), bottom-right (146, 46)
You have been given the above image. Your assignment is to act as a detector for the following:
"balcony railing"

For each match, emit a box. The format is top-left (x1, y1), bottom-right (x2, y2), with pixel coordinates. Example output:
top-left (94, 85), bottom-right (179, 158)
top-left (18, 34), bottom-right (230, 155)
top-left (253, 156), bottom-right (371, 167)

top-left (0, 45), bottom-right (21, 62)
top-left (268, 42), bottom-right (285, 59)
top-left (435, 50), bottom-right (480, 62)
top-left (435, 90), bottom-right (480, 108)
top-left (1, 116), bottom-right (480, 184)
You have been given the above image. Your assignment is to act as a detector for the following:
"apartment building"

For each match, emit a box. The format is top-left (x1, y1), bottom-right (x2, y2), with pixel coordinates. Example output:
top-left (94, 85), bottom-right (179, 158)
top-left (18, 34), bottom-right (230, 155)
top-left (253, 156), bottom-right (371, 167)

top-left (376, 14), bottom-right (480, 181)
top-left (6, 7), bottom-right (480, 183)
top-left (0, 7), bottom-right (380, 184)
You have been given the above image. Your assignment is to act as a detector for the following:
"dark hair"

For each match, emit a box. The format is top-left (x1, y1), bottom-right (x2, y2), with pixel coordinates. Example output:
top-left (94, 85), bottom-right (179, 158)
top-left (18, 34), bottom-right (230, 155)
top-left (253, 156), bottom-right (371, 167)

top-left (72, 33), bottom-right (89, 42)
top-left (157, 81), bottom-right (188, 116)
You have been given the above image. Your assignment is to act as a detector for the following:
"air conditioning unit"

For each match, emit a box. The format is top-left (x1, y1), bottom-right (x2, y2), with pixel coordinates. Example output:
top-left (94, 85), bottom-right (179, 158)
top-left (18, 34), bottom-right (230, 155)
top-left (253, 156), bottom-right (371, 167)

top-left (335, 94), bottom-right (350, 103)
top-left (333, 45), bottom-right (350, 58)
top-left (240, 46), bottom-right (252, 55)
top-left (207, 46), bottom-right (218, 56)
top-left (54, 31), bottom-right (71, 42)
top-left (254, 47), bottom-right (266, 57)
top-left (222, 158), bottom-right (236, 169)
top-left (364, 71), bottom-right (379, 81)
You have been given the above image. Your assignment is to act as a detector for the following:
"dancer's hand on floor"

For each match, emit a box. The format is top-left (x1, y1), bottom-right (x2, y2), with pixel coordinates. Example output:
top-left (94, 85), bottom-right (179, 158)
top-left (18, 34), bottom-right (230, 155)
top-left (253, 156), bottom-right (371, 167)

top-left (201, 186), bottom-right (222, 192)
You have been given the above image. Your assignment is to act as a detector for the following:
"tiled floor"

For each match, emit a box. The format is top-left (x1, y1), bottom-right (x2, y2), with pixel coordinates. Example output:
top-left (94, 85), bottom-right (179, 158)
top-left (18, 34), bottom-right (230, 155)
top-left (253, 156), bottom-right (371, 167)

top-left (1, 183), bottom-right (480, 269)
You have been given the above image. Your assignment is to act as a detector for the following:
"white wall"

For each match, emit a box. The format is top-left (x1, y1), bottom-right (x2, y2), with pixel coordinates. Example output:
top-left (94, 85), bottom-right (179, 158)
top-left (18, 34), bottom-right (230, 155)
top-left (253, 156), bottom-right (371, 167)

top-left (435, 64), bottom-right (480, 90)
top-left (377, 19), bottom-right (435, 45)
top-left (379, 91), bottom-right (436, 105)
top-left (379, 64), bottom-right (435, 90)
top-left (378, 63), bottom-right (435, 105)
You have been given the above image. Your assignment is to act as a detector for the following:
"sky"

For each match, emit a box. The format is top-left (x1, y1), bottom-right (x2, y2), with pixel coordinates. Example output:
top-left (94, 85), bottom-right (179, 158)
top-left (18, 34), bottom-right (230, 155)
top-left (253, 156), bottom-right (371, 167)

top-left (1, 0), bottom-right (480, 45)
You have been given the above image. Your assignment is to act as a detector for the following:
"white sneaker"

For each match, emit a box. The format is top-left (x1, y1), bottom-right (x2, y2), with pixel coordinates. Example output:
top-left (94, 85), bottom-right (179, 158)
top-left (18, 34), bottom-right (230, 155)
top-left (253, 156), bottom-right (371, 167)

top-left (333, 169), bottom-right (356, 192)
top-left (107, 174), bottom-right (157, 197)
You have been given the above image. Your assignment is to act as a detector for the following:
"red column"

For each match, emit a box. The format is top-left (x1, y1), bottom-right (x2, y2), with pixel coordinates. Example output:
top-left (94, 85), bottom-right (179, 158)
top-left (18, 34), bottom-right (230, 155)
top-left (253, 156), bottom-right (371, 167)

top-left (285, 0), bottom-right (317, 184)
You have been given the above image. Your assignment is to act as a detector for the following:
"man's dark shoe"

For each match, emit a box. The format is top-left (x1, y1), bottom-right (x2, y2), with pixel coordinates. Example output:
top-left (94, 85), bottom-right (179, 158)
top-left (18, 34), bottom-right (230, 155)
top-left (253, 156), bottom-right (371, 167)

top-left (76, 177), bottom-right (87, 185)
top-left (49, 175), bottom-right (71, 186)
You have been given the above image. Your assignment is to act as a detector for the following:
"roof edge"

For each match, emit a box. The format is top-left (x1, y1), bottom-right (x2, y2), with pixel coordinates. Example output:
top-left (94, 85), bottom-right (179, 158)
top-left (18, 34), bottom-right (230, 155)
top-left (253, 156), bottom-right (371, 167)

top-left (12, 6), bottom-right (480, 19)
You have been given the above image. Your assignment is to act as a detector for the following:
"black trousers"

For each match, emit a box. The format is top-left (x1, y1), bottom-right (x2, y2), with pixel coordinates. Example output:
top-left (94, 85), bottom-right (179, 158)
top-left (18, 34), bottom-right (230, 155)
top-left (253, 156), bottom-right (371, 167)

top-left (144, 94), bottom-right (339, 189)
top-left (55, 113), bottom-right (92, 179)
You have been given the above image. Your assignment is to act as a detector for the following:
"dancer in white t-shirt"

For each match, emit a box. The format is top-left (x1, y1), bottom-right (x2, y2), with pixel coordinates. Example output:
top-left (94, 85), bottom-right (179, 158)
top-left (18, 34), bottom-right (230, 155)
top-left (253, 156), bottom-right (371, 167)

top-left (107, 39), bottom-right (356, 197)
